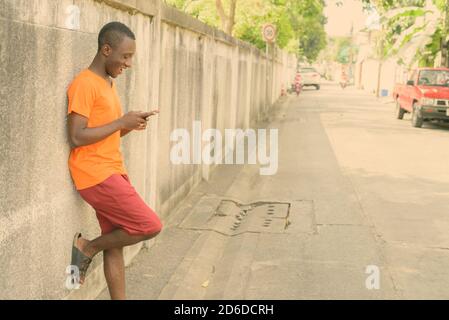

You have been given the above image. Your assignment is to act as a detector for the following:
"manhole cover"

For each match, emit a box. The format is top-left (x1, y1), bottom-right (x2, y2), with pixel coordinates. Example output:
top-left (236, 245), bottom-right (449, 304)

top-left (179, 196), bottom-right (316, 236)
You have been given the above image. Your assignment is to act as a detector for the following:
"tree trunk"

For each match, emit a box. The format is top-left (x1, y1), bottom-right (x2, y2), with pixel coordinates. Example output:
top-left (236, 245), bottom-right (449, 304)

top-left (215, 0), bottom-right (238, 35)
top-left (227, 0), bottom-right (237, 35)
top-left (215, 0), bottom-right (227, 32)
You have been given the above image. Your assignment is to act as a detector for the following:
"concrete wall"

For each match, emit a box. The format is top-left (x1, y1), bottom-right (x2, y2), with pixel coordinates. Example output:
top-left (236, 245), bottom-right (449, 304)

top-left (0, 0), bottom-right (296, 299)
top-left (356, 58), bottom-right (403, 97)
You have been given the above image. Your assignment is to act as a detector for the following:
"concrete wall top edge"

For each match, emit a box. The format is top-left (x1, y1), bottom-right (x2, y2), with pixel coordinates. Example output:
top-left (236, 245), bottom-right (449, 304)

top-left (160, 3), bottom-right (213, 36)
top-left (93, 0), bottom-right (159, 17)
top-left (159, 3), bottom-right (265, 55)
top-left (60, 0), bottom-right (272, 57)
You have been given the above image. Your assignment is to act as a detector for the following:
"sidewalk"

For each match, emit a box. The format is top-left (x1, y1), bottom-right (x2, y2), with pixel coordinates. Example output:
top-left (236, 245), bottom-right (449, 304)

top-left (97, 86), bottom-right (398, 299)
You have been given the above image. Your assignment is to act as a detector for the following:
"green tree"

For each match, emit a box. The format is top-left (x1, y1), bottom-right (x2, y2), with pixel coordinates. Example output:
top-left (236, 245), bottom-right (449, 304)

top-left (332, 37), bottom-right (353, 64)
top-left (164, 0), bottom-right (328, 62)
top-left (292, 0), bottom-right (328, 62)
top-left (360, 0), bottom-right (447, 67)
top-left (234, 0), bottom-right (295, 50)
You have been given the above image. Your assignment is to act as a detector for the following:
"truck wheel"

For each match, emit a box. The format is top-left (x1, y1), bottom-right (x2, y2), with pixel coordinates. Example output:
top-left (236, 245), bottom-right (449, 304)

top-left (411, 103), bottom-right (423, 128)
top-left (315, 85), bottom-right (320, 90)
top-left (395, 100), bottom-right (405, 120)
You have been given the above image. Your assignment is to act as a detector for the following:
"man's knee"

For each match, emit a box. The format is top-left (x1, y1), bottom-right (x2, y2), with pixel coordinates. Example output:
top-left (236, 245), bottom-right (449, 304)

top-left (144, 227), bottom-right (162, 239)
top-left (144, 230), bottom-right (160, 240)
top-left (142, 220), bottom-right (163, 240)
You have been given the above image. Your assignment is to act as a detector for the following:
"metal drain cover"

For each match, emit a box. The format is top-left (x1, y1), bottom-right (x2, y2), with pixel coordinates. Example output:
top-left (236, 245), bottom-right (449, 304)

top-left (179, 195), bottom-right (315, 235)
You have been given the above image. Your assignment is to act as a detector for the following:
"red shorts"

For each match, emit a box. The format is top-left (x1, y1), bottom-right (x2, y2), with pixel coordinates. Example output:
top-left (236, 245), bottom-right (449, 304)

top-left (78, 174), bottom-right (163, 236)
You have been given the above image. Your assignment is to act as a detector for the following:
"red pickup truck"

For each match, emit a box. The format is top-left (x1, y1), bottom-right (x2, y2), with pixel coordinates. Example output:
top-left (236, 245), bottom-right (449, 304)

top-left (393, 67), bottom-right (449, 127)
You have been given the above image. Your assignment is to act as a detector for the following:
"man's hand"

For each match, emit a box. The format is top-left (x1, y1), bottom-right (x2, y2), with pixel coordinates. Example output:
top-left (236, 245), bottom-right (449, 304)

top-left (139, 109), bottom-right (159, 121)
top-left (119, 110), bottom-right (159, 131)
top-left (119, 110), bottom-right (159, 137)
top-left (119, 111), bottom-right (148, 130)
top-left (135, 110), bottom-right (159, 131)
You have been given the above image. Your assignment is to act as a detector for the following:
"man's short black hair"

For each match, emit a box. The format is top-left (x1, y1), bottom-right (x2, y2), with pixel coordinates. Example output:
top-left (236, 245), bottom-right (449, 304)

top-left (98, 22), bottom-right (135, 51)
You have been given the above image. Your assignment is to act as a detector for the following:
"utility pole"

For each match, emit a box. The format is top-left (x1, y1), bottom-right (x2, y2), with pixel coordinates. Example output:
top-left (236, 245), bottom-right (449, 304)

top-left (349, 22), bottom-right (354, 84)
top-left (262, 24), bottom-right (276, 112)
top-left (376, 32), bottom-right (384, 98)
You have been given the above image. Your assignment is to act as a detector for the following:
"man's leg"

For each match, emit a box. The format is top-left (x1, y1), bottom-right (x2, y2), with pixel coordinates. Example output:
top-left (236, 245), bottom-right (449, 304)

top-left (104, 247), bottom-right (126, 300)
top-left (75, 228), bottom-right (160, 288)
top-left (75, 174), bottom-right (162, 297)
top-left (79, 228), bottom-right (160, 258)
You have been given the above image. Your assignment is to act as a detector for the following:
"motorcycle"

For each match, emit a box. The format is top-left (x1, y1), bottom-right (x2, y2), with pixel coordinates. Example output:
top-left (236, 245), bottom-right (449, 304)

top-left (288, 83), bottom-right (302, 95)
top-left (294, 72), bottom-right (302, 95)
top-left (340, 72), bottom-right (348, 89)
top-left (295, 83), bottom-right (302, 95)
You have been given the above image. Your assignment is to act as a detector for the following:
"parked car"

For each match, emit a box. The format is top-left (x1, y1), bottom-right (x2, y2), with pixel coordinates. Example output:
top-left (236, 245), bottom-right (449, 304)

top-left (299, 67), bottom-right (321, 90)
top-left (393, 67), bottom-right (449, 128)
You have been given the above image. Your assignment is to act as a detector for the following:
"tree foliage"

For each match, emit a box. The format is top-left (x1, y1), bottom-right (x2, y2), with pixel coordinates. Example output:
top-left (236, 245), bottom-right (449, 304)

top-left (163, 0), bottom-right (328, 62)
top-left (361, 0), bottom-right (448, 66)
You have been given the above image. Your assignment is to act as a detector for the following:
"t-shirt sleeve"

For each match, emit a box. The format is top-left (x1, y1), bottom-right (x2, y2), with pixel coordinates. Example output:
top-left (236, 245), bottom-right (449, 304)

top-left (67, 78), bottom-right (95, 118)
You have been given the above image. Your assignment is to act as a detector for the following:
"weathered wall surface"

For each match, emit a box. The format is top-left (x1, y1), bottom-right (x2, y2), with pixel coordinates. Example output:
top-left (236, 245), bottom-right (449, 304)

top-left (356, 57), bottom-right (398, 96)
top-left (0, 0), bottom-right (296, 299)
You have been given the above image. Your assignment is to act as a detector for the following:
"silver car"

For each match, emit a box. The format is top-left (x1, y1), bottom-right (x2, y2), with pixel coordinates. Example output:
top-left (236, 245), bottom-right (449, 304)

top-left (299, 67), bottom-right (321, 90)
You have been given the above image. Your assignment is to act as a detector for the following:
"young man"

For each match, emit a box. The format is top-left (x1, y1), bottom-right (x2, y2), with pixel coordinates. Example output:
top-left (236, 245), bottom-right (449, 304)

top-left (67, 21), bottom-right (162, 300)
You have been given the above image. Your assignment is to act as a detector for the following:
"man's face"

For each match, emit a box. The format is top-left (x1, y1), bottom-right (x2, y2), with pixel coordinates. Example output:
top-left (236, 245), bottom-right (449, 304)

top-left (103, 36), bottom-right (136, 78)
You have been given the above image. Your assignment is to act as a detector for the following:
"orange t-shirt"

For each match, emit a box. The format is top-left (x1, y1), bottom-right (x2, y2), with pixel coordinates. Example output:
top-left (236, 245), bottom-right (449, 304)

top-left (67, 69), bottom-right (127, 190)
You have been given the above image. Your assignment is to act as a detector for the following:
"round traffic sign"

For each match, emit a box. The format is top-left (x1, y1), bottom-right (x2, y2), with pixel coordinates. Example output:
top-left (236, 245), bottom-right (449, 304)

top-left (262, 24), bottom-right (276, 43)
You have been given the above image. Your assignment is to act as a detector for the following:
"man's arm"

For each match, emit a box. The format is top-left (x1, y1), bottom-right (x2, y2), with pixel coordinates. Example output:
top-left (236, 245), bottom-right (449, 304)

top-left (120, 129), bottom-right (132, 137)
top-left (68, 111), bottom-right (149, 148)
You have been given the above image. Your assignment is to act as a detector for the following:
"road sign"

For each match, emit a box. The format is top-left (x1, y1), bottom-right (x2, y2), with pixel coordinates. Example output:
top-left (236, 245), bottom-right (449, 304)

top-left (262, 24), bottom-right (276, 43)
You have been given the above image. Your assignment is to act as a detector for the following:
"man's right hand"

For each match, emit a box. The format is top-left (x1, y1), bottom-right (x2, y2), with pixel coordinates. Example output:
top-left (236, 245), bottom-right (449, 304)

top-left (119, 111), bottom-right (148, 130)
top-left (139, 110), bottom-right (159, 120)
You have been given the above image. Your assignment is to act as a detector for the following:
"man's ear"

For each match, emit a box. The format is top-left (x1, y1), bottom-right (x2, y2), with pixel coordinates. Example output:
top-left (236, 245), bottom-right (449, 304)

top-left (101, 44), bottom-right (112, 57)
